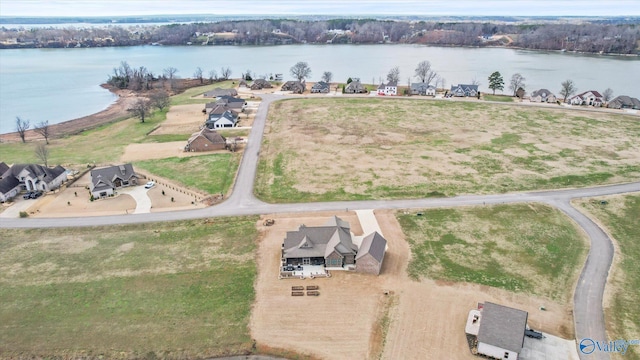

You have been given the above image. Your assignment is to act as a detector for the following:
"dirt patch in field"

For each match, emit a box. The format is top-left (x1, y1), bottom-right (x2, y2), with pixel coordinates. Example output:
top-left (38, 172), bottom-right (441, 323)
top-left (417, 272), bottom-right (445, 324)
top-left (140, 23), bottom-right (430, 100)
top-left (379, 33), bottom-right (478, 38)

top-left (250, 210), bottom-right (574, 360)
top-left (120, 142), bottom-right (229, 162)
top-left (152, 104), bottom-right (207, 135)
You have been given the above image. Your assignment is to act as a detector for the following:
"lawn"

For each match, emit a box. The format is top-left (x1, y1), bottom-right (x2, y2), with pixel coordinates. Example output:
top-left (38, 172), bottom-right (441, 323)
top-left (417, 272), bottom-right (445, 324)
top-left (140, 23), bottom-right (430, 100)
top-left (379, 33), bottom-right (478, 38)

top-left (255, 98), bottom-right (640, 202)
top-left (0, 216), bottom-right (259, 359)
top-left (135, 153), bottom-right (241, 195)
top-left (577, 195), bottom-right (640, 360)
top-left (483, 94), bottom-right (514, 102)
top-left (397, 203), bottom-right (587, 301)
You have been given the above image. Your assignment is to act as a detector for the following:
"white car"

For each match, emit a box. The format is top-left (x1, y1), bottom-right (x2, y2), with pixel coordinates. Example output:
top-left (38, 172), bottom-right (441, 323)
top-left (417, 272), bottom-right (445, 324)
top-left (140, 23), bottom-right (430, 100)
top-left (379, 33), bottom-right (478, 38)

top-left (144, 181), bottom-right (155, 189)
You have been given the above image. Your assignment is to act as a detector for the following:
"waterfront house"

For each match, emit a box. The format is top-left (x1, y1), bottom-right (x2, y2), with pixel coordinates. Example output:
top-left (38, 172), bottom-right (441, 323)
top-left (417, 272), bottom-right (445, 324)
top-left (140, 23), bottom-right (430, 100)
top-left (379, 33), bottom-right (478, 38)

top-left (530, 89), bottom-right (557, 103)
top-left (450, 84), bottom-right (479, 97)
top-left (311, 81), bottom-right (330, 93)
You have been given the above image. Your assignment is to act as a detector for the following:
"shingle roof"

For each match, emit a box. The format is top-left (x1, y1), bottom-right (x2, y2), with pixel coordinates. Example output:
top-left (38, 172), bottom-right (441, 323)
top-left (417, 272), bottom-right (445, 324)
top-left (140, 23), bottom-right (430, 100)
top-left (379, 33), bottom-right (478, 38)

top-left (356, 231), bottom-right (387, 262)
top-left (0, 174), bottom-right (20, 194)
top-left (478, 302), bottom-right (528, 353)
top-left (187, 128), bottom-right (226, 145)
top-left (531, 89), bottom-right (554, 98)
top-left (0, 162), bottom-right (10, 177)
top-left (90, 164), bottom-right (137, 190)
top-left (283, 216), bottom-right (356, 259)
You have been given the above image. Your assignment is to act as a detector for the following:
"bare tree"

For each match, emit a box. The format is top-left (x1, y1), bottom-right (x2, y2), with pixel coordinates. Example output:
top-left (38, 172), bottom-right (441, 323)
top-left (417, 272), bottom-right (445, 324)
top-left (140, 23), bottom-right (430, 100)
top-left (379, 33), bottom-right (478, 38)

top-left (193, 67), bottom-right (203, 84)
top-left (290, 61), bottom-right (311, 82)
top-left (208, 69), bottom-right (218, 83)
top-left (220, 67), bottom-right (232, 80)
top-left (34, 120), bottom-right (51, 144)
top-left (602, 88), bottom-right (614, 102)
top-left (322, 71), bottom-right (333, 83)
top-left (15, 117), bottom-right (30, 143)
top-left (414, 60), bottom-right (437, 84)
top-left (127, 98), bottom-right (151, 123)
top-left (163, 67), bottom-right (178, 89)
top-left (386, 66), bottom-right (400, 84)
top-left (149, 91), bottom-right (171, 111)
top-left (35, 143), bottom-right (50, 167)
top-left (471, 78), bottom-right (481, 86)
top-left (560, 79), bottom-right (577, 103)
top-left (509, 73), bottom-right (526, 96)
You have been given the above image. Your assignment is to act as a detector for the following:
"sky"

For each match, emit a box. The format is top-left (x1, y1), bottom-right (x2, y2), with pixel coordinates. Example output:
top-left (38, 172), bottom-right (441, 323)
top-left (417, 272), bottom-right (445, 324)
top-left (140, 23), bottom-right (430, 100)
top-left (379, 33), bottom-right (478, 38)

top-left (1, 0), bottom-right (639, 17)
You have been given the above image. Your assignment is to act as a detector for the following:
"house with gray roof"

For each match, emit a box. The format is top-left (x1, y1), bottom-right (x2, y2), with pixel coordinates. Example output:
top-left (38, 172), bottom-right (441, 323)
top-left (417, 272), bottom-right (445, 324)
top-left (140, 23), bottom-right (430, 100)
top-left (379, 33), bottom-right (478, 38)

top-left (90, 164), bottom-right (139, 198)
top-left (377, 81), bottom-right (397, 96)
top-left (530, 89), bottom-right (557, 103)
top-left (450, 84), bottom-right (479, 97)
top-left (311, 81), bottom-right (330, 93)
top-left (344, 80), bottom-right (367, 94)
top-left (0, 163), bottom-right (67, 202)
top-left (203, 88), bottom-right (238, 98)
top-left (608, 95), bottom-right (640, 110)
top-left (206, 110), bottom-right (238, 129)
top-left (411, 83), bottom-right (436, 96)
top-left (466, 302), bottom-right (528, 360)
top-left (281, 216), bottom-right (388, 275)
top-left (214, 96), bottom-right (247, 111)
top-left (250, 79), bottom-right (273, 90)
top-left (281, 81), bottom-right (306, 94)
top-left (205, 103), bottom-right (238, 117)
top-left (355, 232), bottom-right (387, 275)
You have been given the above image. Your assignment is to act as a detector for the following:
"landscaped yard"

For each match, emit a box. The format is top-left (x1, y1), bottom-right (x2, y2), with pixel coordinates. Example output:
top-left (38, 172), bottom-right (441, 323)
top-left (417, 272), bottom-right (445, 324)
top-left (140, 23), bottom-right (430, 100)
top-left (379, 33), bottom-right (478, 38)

top-left (135, 153), bottom-right (241, 195)
top-left (255, 98), bottom-right (640, 202)
top-left (397, 203), bottom-right (587, 301)
top-left (0, 217), bottom-right (258, 359)
top-left (577, 194), bottom-right (640, 360)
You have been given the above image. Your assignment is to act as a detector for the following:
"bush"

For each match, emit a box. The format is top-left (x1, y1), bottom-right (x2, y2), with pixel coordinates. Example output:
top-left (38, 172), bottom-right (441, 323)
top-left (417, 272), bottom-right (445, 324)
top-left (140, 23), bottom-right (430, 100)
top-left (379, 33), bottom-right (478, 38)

top-left (19, 211), bottom-right (28, 218)
top-left (90, 194), bottom-right (94, 202)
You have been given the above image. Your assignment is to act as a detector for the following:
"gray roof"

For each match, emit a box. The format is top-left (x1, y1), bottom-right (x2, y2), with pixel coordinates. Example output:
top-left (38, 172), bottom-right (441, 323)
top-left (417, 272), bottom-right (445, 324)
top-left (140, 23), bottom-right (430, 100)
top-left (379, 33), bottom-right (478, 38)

top-left (386, 81), bottom-right (397, 87)
top-left (283, 216), bottom-right (357, 259)
top-left (345, 81), bottom-right (366, 93)
top-left (250, 79), bottom-right (273, 89)
top-left (356, 231), bottom-right (387, 262)
top-left (281, 81), bottom-right (306, 93)
top-left (90, 164), bottom-right (137, 190)
top-left (478, 302), bottom-right (528, 353)
top-left (609, 95), bottom-right (640, 109)
top-left (0, 162), bottom-right (10, 177)
top-left (203, 88), bottom-right (238, 98)
top-left (531, 89), bottom-right (554, 98)
top-left (0, 173), bottom-right (20, 194)
top-left (311, 81), bottom-right (330, 91)
top-left (215, 96), bottom-right (246, 109)
top-left (207, 110), bottom-right (238, 125)
top-left (8, 164), bottom-right (66, 182)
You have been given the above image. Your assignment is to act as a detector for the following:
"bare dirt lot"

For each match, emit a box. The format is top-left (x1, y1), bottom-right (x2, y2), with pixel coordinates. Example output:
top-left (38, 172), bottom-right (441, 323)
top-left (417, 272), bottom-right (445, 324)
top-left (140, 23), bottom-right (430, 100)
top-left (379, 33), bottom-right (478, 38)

top-left (120, 141), bottom-right (229, 162)
top-left (250, 210), bottom-right (573, 360)
top-left (256, 98), bottom-right (640, 202)
top-left (24, 171), bottom-right (203, 218)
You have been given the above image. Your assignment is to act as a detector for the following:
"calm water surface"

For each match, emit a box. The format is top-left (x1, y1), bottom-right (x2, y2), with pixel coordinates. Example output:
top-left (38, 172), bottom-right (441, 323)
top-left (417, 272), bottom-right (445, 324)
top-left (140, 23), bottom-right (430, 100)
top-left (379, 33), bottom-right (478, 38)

top-left (1, 45), bottom-right (638, 134)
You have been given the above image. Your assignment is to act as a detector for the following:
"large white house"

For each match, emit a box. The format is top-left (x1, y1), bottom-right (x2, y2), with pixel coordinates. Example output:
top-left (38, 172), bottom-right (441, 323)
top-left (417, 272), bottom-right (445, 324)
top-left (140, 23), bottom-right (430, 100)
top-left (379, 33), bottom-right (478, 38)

top-left (0, 163), bottom-right (67, 202)
top-left (377, 81), bottom-right (397, 96)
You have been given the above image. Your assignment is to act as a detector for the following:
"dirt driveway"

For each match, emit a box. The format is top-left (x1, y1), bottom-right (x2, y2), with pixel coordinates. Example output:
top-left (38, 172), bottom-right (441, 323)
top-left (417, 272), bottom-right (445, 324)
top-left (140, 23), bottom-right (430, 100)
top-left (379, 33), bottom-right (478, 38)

top-left (250, 210), bottom-right (574, 359)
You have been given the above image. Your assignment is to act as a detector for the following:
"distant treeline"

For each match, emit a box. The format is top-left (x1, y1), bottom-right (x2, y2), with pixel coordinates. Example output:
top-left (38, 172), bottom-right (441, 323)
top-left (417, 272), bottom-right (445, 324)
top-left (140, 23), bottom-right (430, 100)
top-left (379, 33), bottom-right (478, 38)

top-left (1, 18), bottom-right (638, 54)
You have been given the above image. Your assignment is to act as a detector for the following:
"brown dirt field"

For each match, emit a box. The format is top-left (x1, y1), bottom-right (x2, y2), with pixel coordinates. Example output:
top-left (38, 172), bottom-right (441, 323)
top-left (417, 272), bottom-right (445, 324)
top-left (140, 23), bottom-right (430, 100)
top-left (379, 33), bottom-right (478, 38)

top-left (28, 171), bottom-right (202, 218)
top-left (120, 141), bottom-right (229, 162)
top-left (250, 210), bottom-right (574, 360)
top-left (151, 104), bottom-right (207, 135)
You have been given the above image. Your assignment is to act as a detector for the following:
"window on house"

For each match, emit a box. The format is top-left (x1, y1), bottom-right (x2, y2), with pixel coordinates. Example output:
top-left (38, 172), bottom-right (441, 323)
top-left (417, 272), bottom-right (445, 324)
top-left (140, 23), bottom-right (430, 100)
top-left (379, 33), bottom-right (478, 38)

top-left (504, 352), bottom-right (509, 359)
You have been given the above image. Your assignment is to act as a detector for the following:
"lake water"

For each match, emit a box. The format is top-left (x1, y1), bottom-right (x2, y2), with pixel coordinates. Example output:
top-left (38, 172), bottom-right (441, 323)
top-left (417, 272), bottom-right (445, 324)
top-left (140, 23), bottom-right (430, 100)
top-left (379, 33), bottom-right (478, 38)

top-left (1, 44), bottom-right (638, 134)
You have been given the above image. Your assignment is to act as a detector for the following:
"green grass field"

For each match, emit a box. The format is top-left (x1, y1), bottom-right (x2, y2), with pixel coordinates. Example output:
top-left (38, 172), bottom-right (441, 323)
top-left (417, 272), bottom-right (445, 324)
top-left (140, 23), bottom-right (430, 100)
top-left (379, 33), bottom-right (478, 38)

top-left (135, 153), bottom-right (241, 195)
top-left (0, 217), bottom-right (258, 359)
top-left (577, 195), bottom-right (640, 360)
top-left (397, 203), bottom-right (587, 301)
top-left (483, 94), bottom-right (514, 102)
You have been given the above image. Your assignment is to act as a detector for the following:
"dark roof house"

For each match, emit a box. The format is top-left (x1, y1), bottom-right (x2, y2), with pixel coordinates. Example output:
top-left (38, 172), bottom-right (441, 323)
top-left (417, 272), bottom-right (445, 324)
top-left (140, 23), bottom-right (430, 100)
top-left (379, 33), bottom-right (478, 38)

top-left (608, 95), bottom-right (640, 109)
top-left (1, 163), bottom-right (67, 201)
top-left (206, 110), bottom-right (238, 129)
top-left (281, 81), bottom-right (306, 94)
top-left (90, 164), bottom-right (139, 198)
top-left (450, 84), bottom-right (479, 97)
top-left (203, 88), bottom-right (238, 98)
top-left (355, 232), bottom-right (387, 275)
top-left (250, 79), bottom-right (273, 90)
top-left (344, 80), bottom-right (367, 94)
top-left (311, 81), bottom-right (330, 93)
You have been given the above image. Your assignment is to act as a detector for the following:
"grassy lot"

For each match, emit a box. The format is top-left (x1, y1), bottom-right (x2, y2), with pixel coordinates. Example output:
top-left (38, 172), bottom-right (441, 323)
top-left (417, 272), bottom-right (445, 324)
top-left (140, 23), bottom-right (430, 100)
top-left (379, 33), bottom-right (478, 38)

top-left (483, 94), bottom-right (514, 102)
top-left (135, 153), bottom-right (241, 195)
top-left (397, 203), bottom-right (587, 301)
top-left (0, 216), bottom-right (259, 359)
top-left (577, 195), bottom-right (640, 360)
top-left (255, 98), bottom-right (640, 203)
top-left (171, 80), bottom-right (235, 106)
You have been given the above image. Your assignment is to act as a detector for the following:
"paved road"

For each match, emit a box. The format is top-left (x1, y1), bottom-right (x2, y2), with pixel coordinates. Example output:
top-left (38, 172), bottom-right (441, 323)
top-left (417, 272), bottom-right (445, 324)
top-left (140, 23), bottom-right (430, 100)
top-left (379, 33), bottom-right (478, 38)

top-left (2, 94), bottom-right (638, 360)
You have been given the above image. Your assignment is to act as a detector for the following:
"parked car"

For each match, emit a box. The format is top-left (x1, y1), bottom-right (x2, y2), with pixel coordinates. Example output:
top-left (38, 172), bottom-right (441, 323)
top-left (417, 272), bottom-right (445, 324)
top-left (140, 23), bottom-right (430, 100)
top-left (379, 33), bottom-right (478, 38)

top-left (23, 191), bottom-right (34, 199)
top-left (30, 191), bottom-right (43, 199)
top-left (144, 181), bottom-right (155, 189)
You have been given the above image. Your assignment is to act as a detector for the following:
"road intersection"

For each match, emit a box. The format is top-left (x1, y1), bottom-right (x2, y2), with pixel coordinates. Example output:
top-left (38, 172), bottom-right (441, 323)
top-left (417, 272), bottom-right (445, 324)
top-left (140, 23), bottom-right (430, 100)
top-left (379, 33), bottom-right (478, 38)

top-left (2, 94), bottom-right (638, 360)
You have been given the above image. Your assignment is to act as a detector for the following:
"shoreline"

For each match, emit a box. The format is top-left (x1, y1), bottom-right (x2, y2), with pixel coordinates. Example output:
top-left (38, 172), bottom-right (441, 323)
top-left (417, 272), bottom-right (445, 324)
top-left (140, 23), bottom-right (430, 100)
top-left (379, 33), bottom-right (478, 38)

top-left (0, 85), bottom-right (137, 143)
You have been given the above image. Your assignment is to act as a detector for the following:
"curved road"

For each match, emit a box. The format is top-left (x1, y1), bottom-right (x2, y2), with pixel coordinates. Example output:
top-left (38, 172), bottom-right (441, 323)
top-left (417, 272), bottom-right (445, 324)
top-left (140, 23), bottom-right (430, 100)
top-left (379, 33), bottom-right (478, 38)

top-left (2, 94), bottom-right (638, 360)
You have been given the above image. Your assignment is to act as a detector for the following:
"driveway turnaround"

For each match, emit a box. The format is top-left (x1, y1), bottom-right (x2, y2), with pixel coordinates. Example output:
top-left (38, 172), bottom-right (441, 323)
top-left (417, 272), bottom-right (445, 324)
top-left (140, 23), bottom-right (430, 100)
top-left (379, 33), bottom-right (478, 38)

top-left (2, 94), bottom-right (639, 360)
